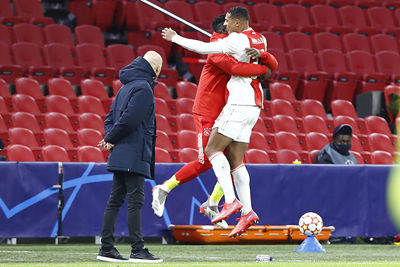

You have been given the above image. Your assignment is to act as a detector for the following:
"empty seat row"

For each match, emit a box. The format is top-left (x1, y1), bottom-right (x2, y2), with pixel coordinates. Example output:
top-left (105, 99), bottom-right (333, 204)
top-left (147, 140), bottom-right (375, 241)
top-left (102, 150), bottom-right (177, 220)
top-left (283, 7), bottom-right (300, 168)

top-left (267, 32), bottom-right (400, 55)
top-left (0, 0), bottom-right (54, 27)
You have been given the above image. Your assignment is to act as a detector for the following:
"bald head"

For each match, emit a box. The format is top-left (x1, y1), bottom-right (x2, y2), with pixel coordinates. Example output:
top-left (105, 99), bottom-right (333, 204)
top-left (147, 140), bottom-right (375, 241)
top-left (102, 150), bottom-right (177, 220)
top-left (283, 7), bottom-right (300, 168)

top-left (143, 51), bottom-right (163, 78)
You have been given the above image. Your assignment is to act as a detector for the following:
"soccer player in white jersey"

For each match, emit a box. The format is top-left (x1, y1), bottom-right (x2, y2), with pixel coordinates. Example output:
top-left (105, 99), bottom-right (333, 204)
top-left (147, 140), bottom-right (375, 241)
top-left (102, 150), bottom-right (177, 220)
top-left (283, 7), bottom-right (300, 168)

top-left (162, 6), bottom-right (267, 237)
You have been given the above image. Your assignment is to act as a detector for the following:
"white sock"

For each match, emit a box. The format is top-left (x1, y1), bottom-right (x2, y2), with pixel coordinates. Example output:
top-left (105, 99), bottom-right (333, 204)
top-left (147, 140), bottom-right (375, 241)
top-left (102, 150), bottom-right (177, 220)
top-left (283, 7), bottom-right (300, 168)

top-left (209, 152), bottom-right (236, 203)
top-left (232, 164), bottom-right (252, 215)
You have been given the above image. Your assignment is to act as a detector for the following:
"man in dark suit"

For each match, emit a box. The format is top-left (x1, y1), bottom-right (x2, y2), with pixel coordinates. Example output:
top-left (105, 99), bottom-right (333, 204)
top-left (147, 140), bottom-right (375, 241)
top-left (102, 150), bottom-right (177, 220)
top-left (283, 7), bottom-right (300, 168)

top-left (96, 51), bottom-right (163, 263)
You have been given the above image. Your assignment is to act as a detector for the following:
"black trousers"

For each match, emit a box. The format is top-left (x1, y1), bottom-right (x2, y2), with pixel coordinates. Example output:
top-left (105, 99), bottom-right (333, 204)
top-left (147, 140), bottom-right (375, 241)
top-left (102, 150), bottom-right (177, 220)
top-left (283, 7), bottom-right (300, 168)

top-left (100, 171), bottom-right (145, 251)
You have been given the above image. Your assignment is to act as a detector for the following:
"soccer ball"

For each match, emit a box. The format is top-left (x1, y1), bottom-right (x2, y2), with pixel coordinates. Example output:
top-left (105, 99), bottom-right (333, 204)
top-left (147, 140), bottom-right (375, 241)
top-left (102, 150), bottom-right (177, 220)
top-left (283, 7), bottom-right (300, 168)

top-left (298, 212), bottom-right (323, 236)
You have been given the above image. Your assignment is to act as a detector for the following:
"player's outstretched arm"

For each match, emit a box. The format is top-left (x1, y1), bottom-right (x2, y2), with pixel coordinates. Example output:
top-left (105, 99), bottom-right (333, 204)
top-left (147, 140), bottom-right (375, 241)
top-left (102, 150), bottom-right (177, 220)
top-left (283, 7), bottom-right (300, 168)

top-left (162, 28), bottom-right (223, 55)
top-left (210, 54), bottom-right (269, 77)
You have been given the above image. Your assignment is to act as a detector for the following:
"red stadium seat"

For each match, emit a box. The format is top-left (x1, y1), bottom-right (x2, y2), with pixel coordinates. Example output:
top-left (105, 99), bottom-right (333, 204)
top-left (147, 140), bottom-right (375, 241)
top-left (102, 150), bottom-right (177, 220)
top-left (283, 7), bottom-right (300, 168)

top-left (13, 23), bottom-right (45, 46)
top-left (155, 97), bottom-right (173, 118)
top-left (165, 1), bottom-right (199, 29)
top-left (93, 0), bottom-right (117, 31)
top-left (0, 0), bottom-right (24, 26)
top-left (75, 25), bottom-right (105, 49)
top-left (11, 112), bottom-right (42, 136)
top-left (262, 32), bottom-right (285, 52)
top-left (343, 33), bottom-right (372, 54)
top-left (274, 131), bottom-right (302, 151)
top-left (328, 0), bottom-right (355, 8)
top-left (375, 51), bottom-right (400, 79)
top-left (68, 0), bottom-right (95, 26)
top-left (269, 82), bottom-right (297, 103)
top-left (331, 100), bottom-right (358, 119)
top-left (75, 44), bottom-right (115, 85)
top-left (80, 79), bottom-right (112, 111)
top-left (253, 117), bottom-right (268, 134)
top-left (44, 128), bottom-right (74, 148)
top-left (272, 115), bottom-right (299, 134)
top-left (254, 4), bottom-right (284, 33)
top-left (245, 149), bottom-right (270, 163)
top-left (46, 95), bottom-right (76, 117)
top-left (176, 114), bottom-right (195, 132)
top-left (248, 131), bottom-right (269, 150)
top-left (43, 43), bottom-right (85, 85)
top-left (45, 112), bottom-right (76, 135)
top-left (370, 34), bottom-right (399, 54)
top-left (284, 32), bottom-right (314, 53)
top-left (178, 148), bottom-right (198, 163)
top-left (47, 78), bottom-right (78, 111)
top-left (288, 49), bottom-right (328, 101)
top-left (310, 5), bottom-right (342, 30)
top-left (77, 95), bottom-right (107, 117)
top-left (194, 2), bottom-right (223, 29)
top-left (177, 130), bottom-right (197, 149)
top-left (134, 1), bottom-right (172, 32)
top-left (370, 151), bottom-right (393, 164)
top-left (43, 24), bottom-right (75, 49)
top-left (7, 144), bottom-right (35, 161)
top-left (136, 44), bottom-right (178, 87)
top-left (308, 149), bottom-right (320, 164)
top-left (176, 81), bottom-right (197, 99)
top-left (79, 113), bottom-right (105, 135)
top-left (270, 99), bottom-right (296, 118)
top-left (156, 130), bottom-right (174, 151)
top-left (268, 49), bottom-right (300, 91)
top-left (0, 24), bottom-right (13, 45)
top-left (156, 114), bottom-right (174, 138)
top-left (351, 150), bottom-right (364, 164)
top-left (314, 32), bottom-right (344, 52)
top-left (276, 149), bottom-right (301, 164)
top-left (305, 132), bottom-right (329, 151)
top-left (0, 79), bottom-right (11, 107)
top-left (302, 115), bottom-right (330, 136)
top-left (8, 127), bottom-right (39, 148)
top-left (338, 6), bottom-right (378, 36)
top-left (364, 116), bottom-right (392, 136)
top-left (154, 82), bottom-right (172, 101)
top-left (175, 98), bottom-right (194, 115)
top-left (12, 42), bottom-right (55, 84)
top-left (0, 114), bottom-right (8, 140)
top-left (11, 94), bottom-right (41, 116)
top-left (77, 128), bottom-right (103, 147)
top-left (41, 145), bottom-right (70, 162)
top-left (78, 146), bottom-right (105, 162)
top-left (155, 147), bottom-right (173, 163)
top-left (281, 4), bottom-right (312, 28)
top-left (0, 43), bottom-right (23, 84)
top-left (112, 79), bottom-right (123, 96)
top-left (15, 77), bottom-right (44, 100)
top-left (13, 0), bottom-right (54, 26)
top-left (106, 44), bottom-right (136, 75)
top-left (367, 7), bottom-right (396, 31)
top-left (368, 133), bottom-right (394, 154)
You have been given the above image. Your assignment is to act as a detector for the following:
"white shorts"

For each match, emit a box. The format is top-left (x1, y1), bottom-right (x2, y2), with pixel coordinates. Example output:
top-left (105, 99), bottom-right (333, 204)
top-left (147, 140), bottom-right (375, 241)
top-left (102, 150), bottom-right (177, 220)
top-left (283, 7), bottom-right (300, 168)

top-left (213, 104), bottom-right (261, 143)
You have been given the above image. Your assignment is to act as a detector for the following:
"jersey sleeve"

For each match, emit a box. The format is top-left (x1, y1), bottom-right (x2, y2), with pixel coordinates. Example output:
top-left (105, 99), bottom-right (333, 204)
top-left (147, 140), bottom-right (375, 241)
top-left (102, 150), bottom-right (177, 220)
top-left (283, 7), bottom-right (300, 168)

top-left (209, 54), bottom-right (269, 77)
top-left (172, 34), bottom-right (224, 54)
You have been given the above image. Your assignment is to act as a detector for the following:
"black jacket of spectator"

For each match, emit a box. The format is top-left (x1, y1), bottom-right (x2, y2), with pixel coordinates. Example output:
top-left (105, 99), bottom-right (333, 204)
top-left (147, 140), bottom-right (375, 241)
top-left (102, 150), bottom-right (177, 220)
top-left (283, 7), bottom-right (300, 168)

top-left (104, 57), bottom-right (157, 178)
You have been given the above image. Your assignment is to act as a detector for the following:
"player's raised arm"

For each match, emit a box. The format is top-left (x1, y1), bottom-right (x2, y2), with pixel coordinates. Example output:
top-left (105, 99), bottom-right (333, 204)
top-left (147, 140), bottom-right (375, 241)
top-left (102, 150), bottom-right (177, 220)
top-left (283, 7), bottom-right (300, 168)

top-left (162, 28), bottom-right (224, 55)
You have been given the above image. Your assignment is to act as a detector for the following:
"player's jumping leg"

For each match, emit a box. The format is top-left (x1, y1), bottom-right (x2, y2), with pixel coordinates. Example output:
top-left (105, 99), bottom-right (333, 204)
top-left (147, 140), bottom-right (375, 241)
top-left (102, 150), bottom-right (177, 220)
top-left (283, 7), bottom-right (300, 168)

top-left (225, 142), bottom-right (259, 237)
top-left (206, 129), bottom-right (242, 224)
top-left (200, 182), bottom-right (228, 228)
top-left (152, 160), bottom-right (211, 217)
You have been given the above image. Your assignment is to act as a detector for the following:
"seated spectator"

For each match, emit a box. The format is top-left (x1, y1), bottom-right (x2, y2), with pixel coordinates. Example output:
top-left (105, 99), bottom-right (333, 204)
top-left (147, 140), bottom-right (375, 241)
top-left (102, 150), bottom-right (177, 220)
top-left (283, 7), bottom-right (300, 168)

top-left (318, 124), bottom-right (357, 165)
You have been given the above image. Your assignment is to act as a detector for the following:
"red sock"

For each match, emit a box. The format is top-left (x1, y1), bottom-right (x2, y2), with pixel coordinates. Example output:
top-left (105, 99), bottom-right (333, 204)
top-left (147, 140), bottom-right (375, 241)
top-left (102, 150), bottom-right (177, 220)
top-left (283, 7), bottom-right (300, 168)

top-left (175, 159), bottom-right (212, 184)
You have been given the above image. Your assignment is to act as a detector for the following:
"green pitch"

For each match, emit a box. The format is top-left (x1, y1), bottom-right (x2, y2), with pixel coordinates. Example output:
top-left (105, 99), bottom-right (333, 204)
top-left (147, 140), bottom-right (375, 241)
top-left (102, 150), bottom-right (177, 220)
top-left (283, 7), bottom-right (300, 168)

top-left (1, 243), bottom-right (400, 266)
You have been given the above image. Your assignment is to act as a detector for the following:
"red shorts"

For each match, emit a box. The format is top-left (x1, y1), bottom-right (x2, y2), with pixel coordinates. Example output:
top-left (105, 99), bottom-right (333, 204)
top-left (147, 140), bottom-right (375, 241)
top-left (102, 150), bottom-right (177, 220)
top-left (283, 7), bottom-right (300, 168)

top-left (193, 113), bottom-right (215, 165)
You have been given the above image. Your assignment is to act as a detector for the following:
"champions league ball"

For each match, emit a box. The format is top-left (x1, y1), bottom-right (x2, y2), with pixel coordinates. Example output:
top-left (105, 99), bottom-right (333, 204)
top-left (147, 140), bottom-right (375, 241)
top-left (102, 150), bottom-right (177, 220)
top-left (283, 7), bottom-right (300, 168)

top-left (299, 212), bottom-right (323, 236)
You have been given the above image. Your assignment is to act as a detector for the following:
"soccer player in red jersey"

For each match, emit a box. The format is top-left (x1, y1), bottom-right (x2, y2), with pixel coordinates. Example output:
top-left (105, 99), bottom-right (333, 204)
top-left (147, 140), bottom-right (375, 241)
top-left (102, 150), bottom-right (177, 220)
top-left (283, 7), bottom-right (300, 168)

top-left (152, 14), bottom-right (278, 230)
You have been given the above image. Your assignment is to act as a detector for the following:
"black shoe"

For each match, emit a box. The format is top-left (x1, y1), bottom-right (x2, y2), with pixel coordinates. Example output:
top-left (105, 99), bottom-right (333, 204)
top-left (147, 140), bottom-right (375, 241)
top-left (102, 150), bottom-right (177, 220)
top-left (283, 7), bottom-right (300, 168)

top-left (129, 247), bottom-right (163, 263)
top-left (97, 247), bottom-right (128, 262)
